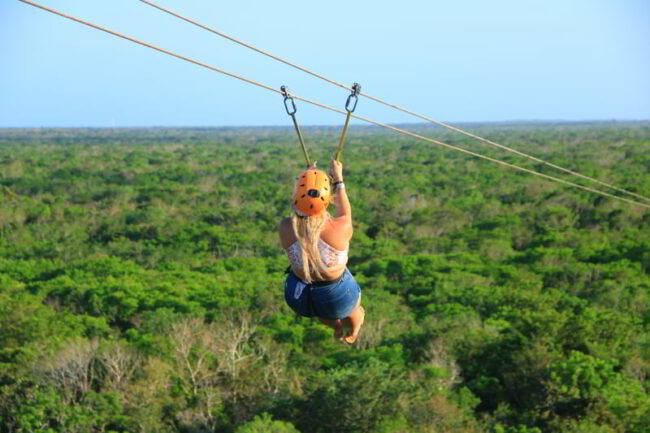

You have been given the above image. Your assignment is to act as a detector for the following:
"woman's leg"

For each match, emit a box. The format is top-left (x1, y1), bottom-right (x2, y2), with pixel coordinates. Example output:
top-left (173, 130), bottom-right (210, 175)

top-left (318, 317), bottom-right (344, 338)
top-left (317, 307), bottom-right (364, 342)
top-left (316, 271), bottom-right (364, 342)
top-left (343, 304), bottom-right (365, 343)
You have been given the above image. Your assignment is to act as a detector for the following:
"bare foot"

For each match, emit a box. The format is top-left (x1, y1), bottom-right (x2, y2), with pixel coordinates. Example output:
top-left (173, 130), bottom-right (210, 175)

top-left (344, 306), bottom-right (365, 344)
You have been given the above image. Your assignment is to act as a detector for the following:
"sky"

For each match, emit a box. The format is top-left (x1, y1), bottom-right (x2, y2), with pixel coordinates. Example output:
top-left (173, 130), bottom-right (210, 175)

top-left (1, 0), bottom-right (649, 127)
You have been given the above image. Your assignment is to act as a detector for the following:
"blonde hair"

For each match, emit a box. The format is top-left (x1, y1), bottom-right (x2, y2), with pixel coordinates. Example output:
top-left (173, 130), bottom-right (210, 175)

top-left (291, 211), bottom-right (330, 283)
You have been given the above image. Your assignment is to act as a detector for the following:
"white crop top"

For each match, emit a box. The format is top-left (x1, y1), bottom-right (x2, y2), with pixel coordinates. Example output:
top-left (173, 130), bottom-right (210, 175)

top-left (285, 239), bottom-right (348, 270)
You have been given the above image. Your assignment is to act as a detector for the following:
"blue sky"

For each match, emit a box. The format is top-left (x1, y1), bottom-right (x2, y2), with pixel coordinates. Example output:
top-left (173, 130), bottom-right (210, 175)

top-left (1, 0), bottom-right (649, 127)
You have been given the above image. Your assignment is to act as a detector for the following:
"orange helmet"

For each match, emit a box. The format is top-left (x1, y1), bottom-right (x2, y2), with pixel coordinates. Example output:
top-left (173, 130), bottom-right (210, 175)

top-left (292, 169), bottom-right (332, 216)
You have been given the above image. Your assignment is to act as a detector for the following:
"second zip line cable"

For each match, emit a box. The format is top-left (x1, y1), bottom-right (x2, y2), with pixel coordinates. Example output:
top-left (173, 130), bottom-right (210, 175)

top-left (17, 0), bottom-right (650, 210)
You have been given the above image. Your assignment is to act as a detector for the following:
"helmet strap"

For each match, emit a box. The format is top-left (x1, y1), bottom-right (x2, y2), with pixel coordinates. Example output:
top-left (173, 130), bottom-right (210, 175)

top-left (294, 207), bottom-right (309, 218)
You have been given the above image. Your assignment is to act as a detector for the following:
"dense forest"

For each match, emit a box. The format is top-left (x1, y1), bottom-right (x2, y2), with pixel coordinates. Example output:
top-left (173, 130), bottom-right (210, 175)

top-left (0, 122), bottom-right (649, 433)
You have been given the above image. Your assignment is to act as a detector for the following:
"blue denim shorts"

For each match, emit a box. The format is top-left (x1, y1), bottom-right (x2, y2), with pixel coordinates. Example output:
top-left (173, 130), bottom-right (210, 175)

top-left (284, 268), bottom-right (361, 320)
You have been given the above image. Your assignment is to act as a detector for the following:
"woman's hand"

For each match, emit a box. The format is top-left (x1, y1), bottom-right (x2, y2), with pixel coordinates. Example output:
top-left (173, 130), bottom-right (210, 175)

top-left (330, 159), bottom-right (343, 183)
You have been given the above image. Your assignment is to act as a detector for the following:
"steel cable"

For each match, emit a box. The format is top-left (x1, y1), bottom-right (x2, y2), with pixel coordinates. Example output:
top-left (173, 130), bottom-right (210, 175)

top-left (18, 0), bottom-right (650, 210)
top-left (138, 0), bottom-right (650, 205)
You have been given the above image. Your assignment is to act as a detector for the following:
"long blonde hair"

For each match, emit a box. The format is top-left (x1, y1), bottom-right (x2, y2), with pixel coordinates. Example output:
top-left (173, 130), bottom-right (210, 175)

top-left (291, 212), bottom-right (330, 283)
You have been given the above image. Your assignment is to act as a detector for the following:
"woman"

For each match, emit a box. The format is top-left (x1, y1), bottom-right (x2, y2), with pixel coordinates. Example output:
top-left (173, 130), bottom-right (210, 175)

top-left (278, 159), bottom-right (365, 343)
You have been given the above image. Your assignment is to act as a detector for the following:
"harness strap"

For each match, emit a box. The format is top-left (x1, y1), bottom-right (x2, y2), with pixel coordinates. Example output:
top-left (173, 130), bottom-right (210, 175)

top-left (281, 85), bottom-right (311, 167)
top-left (335, 83), bottom-right (361, 162)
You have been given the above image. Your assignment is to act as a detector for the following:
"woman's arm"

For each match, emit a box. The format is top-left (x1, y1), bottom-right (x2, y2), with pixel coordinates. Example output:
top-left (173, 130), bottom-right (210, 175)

top-left (333, 181), bottom-right (351, 220)
top-left (278, 217), bottom-right (296, 249)
top-left (330, 159), bottom-right (353, 239)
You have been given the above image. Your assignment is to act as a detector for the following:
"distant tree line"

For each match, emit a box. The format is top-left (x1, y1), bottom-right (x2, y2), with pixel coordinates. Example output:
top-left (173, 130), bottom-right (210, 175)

top-left (0, 122), bottom-right (649, 432)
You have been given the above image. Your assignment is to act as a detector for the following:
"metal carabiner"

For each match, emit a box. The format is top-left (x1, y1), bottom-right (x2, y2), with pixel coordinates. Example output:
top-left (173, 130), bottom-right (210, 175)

top-left (345, 82), bottom-right (361, 113)
top-left (335, 82), bottom-right (362, 161)
top-left (281, 85), bottom-right (297, 116)
top-left (280, 85), bottom-right (311, 166)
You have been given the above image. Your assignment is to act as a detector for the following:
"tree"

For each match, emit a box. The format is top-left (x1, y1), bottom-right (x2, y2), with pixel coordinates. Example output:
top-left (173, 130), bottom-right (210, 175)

top-left (36, 338), bottom-right (99, 405)
top-left (235, 413), bottom-right (300, 433)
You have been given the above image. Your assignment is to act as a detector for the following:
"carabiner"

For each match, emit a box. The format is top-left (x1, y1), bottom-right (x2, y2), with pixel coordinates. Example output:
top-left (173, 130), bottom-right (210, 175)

top-left (335, 82), bottom-right (361, 162)
top-left (345, 82), bottom-right (361, 113)
top-left (280, 85), bottom-right (311, 166)
top-left (281, 85), bottom-right (297, 115)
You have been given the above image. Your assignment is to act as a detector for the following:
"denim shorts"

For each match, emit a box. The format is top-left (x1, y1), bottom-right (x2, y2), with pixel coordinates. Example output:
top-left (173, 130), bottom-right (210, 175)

top-left (284, 268), bottom-right (361, 320)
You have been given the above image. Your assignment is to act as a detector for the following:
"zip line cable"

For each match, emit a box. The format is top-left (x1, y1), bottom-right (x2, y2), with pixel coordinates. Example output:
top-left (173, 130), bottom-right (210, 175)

top-left (138, 0), bottom-right (650, 205)
top-left (17, 1), bottom-right (281, 94)
top-left (18, 0), bottom-right (650, 210)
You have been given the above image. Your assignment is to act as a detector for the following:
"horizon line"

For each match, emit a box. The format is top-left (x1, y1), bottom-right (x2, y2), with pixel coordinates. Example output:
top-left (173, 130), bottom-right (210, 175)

top-left (1, 118), bottom-right (649, 130)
